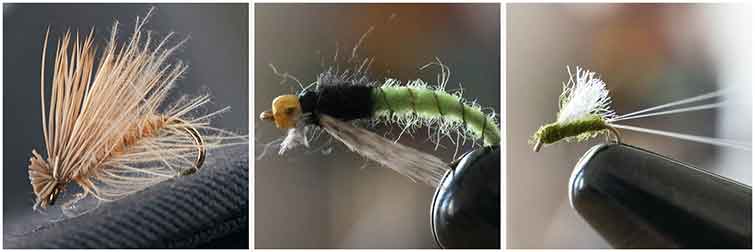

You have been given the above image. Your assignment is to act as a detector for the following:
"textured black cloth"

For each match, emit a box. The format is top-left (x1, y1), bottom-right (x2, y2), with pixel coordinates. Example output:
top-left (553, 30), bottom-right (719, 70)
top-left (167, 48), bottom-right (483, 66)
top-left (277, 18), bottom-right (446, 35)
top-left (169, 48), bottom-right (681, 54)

top-left (4, 146), bottom-right (249, 249)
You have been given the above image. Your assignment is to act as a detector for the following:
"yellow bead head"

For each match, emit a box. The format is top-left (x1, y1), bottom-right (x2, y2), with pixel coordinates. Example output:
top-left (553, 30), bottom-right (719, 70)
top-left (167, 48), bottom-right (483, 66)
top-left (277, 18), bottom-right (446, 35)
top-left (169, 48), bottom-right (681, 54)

top-left (260, 95), bottom-right (302, 129)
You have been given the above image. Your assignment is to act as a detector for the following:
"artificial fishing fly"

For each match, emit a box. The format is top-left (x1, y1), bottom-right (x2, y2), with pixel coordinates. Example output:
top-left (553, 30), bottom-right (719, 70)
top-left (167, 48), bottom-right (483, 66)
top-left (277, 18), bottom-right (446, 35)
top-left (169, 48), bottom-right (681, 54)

top-left (531, 66), bottom-right (619, 152)
top-left (531, 66), bottom-right (750, 152)
top-left (260, 61), bottom-right (500, 187)
top-left (29, 9), bottom-right (245, 214)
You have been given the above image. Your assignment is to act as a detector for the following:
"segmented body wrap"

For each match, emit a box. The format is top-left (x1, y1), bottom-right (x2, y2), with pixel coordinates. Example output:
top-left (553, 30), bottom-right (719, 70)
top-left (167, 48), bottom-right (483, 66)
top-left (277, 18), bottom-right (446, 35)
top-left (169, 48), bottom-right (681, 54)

top-left (371, 86), bottom-right (500, 146)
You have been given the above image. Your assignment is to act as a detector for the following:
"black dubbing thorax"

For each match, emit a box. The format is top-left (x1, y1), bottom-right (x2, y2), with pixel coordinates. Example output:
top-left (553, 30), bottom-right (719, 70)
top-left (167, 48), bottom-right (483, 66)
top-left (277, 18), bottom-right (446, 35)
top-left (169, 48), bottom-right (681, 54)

top-left (299, 85), bottom-right (375, 124)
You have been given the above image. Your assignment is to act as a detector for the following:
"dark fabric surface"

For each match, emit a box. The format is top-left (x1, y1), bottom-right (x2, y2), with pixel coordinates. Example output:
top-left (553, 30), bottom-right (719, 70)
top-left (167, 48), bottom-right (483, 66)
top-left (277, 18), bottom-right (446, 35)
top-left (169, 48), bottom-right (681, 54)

top-left (4, 146), bottom-right (249, 249)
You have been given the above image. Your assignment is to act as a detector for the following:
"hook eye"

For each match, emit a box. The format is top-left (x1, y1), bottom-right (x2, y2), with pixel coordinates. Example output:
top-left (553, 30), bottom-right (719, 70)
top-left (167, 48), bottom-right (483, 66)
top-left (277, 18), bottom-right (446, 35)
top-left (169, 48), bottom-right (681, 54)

top-left (260, 111), bottom-right (274, 121)
top-left (48, 186), bottom-right (62, 206)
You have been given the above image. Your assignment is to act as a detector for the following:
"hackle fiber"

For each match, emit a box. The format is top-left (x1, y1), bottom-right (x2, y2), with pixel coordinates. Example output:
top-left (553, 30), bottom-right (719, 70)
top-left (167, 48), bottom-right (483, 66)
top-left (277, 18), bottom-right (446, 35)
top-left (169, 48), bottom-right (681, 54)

top-left (29, 9), bottom-right (244, 212)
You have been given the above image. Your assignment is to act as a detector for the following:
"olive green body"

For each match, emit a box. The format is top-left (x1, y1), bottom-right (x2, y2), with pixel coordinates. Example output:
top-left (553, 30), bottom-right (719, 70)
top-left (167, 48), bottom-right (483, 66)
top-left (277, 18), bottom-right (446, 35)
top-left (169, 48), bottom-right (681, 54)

top-left (534, 114), bottom-right (608, 144)
top-left (371, 86), bottom-right (500, 146)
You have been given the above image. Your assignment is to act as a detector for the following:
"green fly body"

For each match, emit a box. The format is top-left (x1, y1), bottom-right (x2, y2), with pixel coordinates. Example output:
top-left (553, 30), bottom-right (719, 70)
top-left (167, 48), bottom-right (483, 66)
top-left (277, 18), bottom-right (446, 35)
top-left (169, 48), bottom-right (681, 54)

top-left (531, 66), bottom-right (617, 152)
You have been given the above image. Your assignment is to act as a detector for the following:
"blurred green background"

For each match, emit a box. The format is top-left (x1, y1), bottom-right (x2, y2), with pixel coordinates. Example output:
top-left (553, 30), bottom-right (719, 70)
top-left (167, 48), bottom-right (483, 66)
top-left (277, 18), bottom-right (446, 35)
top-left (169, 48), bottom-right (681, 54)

top-left (507, 3), bottom-right (751, 248)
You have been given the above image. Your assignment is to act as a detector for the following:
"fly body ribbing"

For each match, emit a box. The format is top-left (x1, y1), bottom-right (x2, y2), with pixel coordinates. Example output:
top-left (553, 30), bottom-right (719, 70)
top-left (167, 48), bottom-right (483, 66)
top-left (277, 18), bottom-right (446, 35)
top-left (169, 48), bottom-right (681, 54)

top-left (372, 82), bottom-right (500, 146)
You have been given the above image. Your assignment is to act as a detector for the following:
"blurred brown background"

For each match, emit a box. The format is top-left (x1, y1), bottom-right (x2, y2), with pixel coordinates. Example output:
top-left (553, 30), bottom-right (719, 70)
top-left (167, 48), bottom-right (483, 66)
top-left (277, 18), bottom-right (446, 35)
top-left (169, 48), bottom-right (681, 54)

top-left (255, 3), bottom-right (500, 248)
top-left (507, 3), bottom-right (751, 248)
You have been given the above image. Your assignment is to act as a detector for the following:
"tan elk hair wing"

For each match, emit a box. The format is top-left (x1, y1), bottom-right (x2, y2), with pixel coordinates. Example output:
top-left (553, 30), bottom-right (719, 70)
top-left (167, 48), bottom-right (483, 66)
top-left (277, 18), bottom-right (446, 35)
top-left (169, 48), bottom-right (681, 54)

top-left (29, 9), bottom-right (248, 209)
